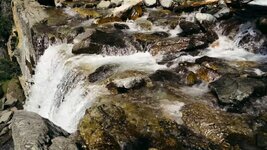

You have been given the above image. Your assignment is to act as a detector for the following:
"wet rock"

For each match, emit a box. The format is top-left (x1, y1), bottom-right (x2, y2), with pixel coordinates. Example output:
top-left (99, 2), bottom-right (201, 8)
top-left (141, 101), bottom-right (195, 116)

top-left (149, 70), bottom-right (182, 85)
top-left (133, 33), bottom-right (162, 47)
top-left (12, 111), bottom-right (50, 150)
top-left (107, 77), bottom-right (146, 93)
top-left (195, 56), bottom-right (238, 74)
top-left (97, 16), bottom-right (122, 24)
top-left (97, 1), bottom-right (111, 9)
top-left (114, 23), bottom-right (130, 30)
top-left (182, 102), bottom-right (253, 147)
top-left (149, 34), bottom-right (209, 55)
top-left (0, 111), bottom-right (13, 124)
top-left (79, 96), bottom-right (219, 150)
top-left (209, 74), bottom-right (267, 105)
top-left (12, 111), bottom-right (69, 150)
top-left (135, 18), bottom-right (153, 30)
top-left (72, 29), bottom-right (142, 55)
top-left (88, 64), bottom-right (119, 83)
top-left (112, 0), bottom-right (142, 17)
top-left (213, 7), bottom-right (231, 19)
top-left (257, 17), bottom-right (267, 34)
top-left (179, 20), bottom-right (201, 36)
top-left (111, 0), bottom-right (123, 6)
top-left (159, 0), bottom-right (173, 8)
top-left (121, 4), bottom-right (143, 20)
top-left (12, 0), bottom-right (48, 95)
top-left (5, 78), bottom-right (25, 109)
top-left (143, 0), bottom-right (157, 7)
top-left (195, 13), bottom-right (216, 23)
top-left (73, 8), bottom-right (101, 18)
top-left (49, 136), bottom-right (78, 150)
top-left (147, 9), bottom-right (179, 29)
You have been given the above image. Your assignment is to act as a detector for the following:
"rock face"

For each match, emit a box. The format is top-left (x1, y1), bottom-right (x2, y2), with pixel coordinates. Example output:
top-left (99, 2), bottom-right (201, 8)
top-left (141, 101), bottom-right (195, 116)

top-left (12, 111), bottom-right (74, 150)
top-left (210, 75), bottom-right (267, 106)
top-left (5, 78), bottom-right (25, 109)
top-left (182, 103), bottom-right (254, 148)
top-left (12, 111), bottom-right (50, 150)
top-left (149, 34), bottom-right (212, 55)
top-left (11, 0), bottom-right (48, 96)
top-left (79, 92), bottom-right (219, 150)
top-left (72, 29), bottom-right (142, 55)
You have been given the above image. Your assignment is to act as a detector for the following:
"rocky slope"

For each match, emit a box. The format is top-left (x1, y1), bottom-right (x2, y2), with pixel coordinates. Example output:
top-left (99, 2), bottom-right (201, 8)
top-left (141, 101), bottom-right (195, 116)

top-left (1, 0), bottom-right (267, 150)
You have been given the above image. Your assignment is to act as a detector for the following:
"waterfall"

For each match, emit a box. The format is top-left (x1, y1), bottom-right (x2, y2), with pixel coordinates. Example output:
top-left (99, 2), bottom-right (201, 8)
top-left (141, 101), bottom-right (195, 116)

top-left (24, 44), bottom-right (165, 133)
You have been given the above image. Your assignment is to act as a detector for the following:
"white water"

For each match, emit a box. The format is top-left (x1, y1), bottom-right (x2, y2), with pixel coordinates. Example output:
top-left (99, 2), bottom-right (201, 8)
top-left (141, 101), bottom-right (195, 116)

top-left (25, 44), bottom-right (165, 133)
top-left (249, 0), bottom-right (267, 6)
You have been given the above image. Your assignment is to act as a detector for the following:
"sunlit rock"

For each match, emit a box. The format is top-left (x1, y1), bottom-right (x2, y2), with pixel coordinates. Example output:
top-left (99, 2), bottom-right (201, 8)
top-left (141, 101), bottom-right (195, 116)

top-left (72, 29), bottom-right (142, 55)
top-left (209, 74), bottom-right (267, 106)
top-left (182, 102), bottom-right (254, 148)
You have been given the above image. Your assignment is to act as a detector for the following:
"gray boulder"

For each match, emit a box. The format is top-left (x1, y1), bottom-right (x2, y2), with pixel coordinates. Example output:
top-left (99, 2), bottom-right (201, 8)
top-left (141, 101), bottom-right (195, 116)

top-left (12, 111), bottom-right (50, 150)
top-left (49, 136), bottom-right (78, 150)
top-left (12, 111), bottom-right (70, 150)
top-left (210, 75), bottom-right (267, 105)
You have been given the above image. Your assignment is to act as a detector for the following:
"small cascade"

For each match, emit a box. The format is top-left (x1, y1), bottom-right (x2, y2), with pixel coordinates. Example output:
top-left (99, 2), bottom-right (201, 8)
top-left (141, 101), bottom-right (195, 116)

top-left (25, 9), bottom-right (267, 133)
top-left (25, 44), bottom-right (165, 133)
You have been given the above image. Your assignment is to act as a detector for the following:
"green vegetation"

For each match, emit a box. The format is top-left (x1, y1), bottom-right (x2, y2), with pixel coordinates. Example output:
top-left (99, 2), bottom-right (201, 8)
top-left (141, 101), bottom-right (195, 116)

top-left (0, 58), bottom-right (21, 83)
top-left (0, 15), bottom-right (12, 43)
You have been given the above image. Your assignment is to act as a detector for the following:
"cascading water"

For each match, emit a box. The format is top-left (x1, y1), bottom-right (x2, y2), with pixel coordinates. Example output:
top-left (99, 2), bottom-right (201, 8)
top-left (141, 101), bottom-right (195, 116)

top-left (25, 14), bottom-right (267, 133)
top-left (24, 43), bottom-right (165, 133)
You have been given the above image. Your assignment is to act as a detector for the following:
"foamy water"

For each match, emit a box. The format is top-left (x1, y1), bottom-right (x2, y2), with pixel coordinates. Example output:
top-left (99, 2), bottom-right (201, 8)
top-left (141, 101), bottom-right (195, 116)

top-left (25, 44), bottom-right (165, 132)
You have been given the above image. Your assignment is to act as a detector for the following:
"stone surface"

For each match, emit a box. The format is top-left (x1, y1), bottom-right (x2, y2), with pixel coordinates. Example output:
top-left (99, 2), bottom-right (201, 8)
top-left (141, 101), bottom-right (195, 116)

top-left (72, 29), bottom-right (142, 55)
top-left (12, 111), bottom-right (70, 150)
top-left (5, 78), bottom-right (25, 108)
top-left (149, 34), bottom-right (209, 56)
top-left (209, 75), bottom-right (267, 105)
top-left (159, 0), bottom-right (173, 8)
top-left (0, 110), bottom-right (13, 124)
top-left (195, 13), bottom-right (216, 23)
top-left (143, 0), bottom-right (157, 6)
top-left (179, 20), bottom-right (201, 36)
top-left (97, 1), bottom-right (111, 9)
top-left (12, 111), bottom-right (50, 150)
top-left (182, 102), bottom-right (253, 148)
top-left (49, 136), bottom-right (78, 150)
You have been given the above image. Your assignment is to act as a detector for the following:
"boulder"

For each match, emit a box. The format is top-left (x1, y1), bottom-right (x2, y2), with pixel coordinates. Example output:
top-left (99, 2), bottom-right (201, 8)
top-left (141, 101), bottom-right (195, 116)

top-left (12, 111), bottom-right (70, 150)
top-left (111, 0), bottom-right (123, 6)
top-left (149, 34), bottom-right (209, 56)
top-left (195, 13), bottom-right (216, 23)
top-left (4, 78), bottom-right (25, 109)
top-left (49, 136), bottom-right (78, 150)
top-left (114, 23), bottom-right (130, 30)
top-left (79, 95), bottom-right (219, 150)
top-left (97, 1), bottom-right (111, 9)
top-left (179, 20), bottom-right (201, 36)
top-left (143, 0), bottom-right (157, 7)
top-left (135, 18), bottom-right (153, 30)
top-left (182, 102), bottom-right (254, 148)
top-left (88, 64), bottom-right (119, 83)
top-left (72, 29), bottom-right (142, 55)
top-left (12, 111), bottom-right (50, 150)
top-left (209, 74), bottom-right (267, 105)
top-left (0, 110), bottom-right (13, 124)
top-left (159, 0), bottom-right (173, 8)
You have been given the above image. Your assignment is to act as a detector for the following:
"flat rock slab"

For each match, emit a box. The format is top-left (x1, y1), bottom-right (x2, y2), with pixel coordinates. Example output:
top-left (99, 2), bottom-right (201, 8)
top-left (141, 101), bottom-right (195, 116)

top-left (0, 111), bottom-right (13, 124)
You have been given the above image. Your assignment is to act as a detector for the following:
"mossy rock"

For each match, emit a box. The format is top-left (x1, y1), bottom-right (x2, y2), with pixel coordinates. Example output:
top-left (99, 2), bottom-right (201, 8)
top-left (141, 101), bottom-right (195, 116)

top-left (79, 88), bottom-right (220, 150)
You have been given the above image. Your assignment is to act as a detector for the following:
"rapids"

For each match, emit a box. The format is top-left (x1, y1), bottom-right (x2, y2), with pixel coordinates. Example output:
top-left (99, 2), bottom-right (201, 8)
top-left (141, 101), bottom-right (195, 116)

top-left (25, 16), bottom-right (267, 133)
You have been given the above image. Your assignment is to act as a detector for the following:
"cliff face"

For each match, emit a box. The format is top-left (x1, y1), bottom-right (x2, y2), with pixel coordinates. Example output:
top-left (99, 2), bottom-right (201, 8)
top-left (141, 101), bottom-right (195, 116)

top-left (10, 0), bottom-right (48, 96)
